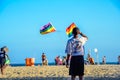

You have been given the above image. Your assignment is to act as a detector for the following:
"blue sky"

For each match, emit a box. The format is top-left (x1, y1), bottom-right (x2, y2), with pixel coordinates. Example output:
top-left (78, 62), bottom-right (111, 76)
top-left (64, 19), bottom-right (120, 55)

top-left (0, 0), bottom-right (120, 64)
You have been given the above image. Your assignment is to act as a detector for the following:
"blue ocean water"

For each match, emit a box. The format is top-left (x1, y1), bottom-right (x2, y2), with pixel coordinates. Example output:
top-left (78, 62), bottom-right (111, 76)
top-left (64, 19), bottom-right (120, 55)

top-left (10, 62), bottom-right (119, 67)
top-left (10, 63), bottom-right (55, 67)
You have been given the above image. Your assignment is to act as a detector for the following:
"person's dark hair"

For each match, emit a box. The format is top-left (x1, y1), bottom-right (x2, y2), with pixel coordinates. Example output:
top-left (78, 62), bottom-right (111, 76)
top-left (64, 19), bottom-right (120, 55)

top-left (0, 46), bottom-right (7, 51)
top-left (72, 27), bottom-right (79, 35)
top-left (0, 48), bottom-right (2, 51)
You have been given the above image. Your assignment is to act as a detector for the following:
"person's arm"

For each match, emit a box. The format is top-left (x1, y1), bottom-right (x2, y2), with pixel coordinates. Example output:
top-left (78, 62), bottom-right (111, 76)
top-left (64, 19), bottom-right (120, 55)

top-left (80, 32), bottom-right (88, 39)
top-left (65, 40), bottom-right (72, 68)
top-left (66, 54), bottom-right (70, 68)
top-left (5, 54), bottom-right (10, 60)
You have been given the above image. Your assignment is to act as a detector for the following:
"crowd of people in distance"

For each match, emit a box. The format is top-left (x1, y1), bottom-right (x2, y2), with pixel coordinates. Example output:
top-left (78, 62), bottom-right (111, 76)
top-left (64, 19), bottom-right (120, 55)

top-left (41, 53), bottom-right (69, 66)
top-left (85, 53), bottom-right (106, 65)
top-left (41, 52), bottom-right (120, 66)
top-left (54, 56), bottom-right (67, 65)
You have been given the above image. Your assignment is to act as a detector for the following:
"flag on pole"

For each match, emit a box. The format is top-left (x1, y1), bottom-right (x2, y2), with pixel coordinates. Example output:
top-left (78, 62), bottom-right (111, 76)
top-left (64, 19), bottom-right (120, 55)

top-left (40, 23), bottom-right (56, 35)
top-left (66, 23), bottom-right (76, 37)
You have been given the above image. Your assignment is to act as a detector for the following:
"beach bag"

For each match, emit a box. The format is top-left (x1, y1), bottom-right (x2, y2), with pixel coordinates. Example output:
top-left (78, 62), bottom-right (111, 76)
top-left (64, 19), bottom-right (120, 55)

top-left (5, 59), bottom-right (10, 64)
top-left (5, 55), bottom-right (10, 64)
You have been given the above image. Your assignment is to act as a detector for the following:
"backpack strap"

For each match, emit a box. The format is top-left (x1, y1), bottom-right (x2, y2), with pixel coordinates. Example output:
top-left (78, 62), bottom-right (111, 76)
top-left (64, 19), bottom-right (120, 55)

top-left (5, 54), bottom-right (10, 60)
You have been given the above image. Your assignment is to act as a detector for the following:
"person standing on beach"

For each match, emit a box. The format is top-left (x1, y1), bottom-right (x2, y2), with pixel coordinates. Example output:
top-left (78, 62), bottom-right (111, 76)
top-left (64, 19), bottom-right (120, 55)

top-left (62, 56), bottom-right (66, 65)
top-left (65, 27), bottom-right (88, 80)
top-left (102, 56), bottom-right (106, 64)
top-left (0, 46), bottom-right (10, 75)
top-left (41, 53), bottom-right (46, 62)
top-left (118, 56), bottom-right (120, 64)
top-left (41, 53), bottom-right (48, 66)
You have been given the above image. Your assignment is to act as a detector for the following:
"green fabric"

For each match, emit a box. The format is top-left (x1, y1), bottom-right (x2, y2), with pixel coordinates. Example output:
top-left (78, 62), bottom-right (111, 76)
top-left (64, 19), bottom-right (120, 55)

top-left (5, 59), bottom-right (10, 64)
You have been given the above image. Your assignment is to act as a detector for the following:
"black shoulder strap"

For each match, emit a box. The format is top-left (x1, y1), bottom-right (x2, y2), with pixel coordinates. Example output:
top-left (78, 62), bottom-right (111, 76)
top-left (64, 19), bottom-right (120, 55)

top-left (5, 53), bottom-right (10, 60)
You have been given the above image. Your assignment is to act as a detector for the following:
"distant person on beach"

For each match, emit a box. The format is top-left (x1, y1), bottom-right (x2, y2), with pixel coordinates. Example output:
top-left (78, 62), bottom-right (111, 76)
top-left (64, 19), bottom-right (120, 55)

top-left (65, 27), bottom-right (88, 80)
top-left (62, 56), bottom-right (66, 65)
top-left (87, 53), bottom-right (94, 65)
top-left (0, 46), bottom-right (10, 75)
top-left (55, 56), bottom-right (60, 65)
top-left (42, 58), bottom-right (48, 66)
top-left (55, 56), bottom-right (58, 65)
top-left (42, 53), bottom-right (46, 62)
top-left (102, 56), bottom-right (106, 64)
top-left (55, 56), bottom-right (62, 65)
top-left (59, 57), bottom-right (63, 65)
top-left (41, 53), bottom-right (48, 66)
top-left (118, 56), bottom-right (120, 64)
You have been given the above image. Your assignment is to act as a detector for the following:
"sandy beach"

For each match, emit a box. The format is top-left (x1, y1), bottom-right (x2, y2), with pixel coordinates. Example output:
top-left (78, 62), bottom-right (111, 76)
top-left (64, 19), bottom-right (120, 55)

top-left (0, 65), bottom-right (120, 80)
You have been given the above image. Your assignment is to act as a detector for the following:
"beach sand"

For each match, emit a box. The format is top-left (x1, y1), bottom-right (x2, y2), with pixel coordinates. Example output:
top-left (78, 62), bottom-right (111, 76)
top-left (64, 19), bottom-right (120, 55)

top-left (0, 65), bottom-right (120, 80)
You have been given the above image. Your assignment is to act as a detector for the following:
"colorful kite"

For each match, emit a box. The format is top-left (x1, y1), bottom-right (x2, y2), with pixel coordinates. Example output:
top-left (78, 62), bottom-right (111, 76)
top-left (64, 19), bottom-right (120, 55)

top-left (66, 23), bottom-right (76, 37)
top-left (40, 23), bottom-right (56, 35)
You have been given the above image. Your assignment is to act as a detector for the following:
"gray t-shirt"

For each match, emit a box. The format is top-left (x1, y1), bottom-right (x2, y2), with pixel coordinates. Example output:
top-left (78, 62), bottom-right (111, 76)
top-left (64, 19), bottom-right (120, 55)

top-left (65, 37), bottom-right (87, 56)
